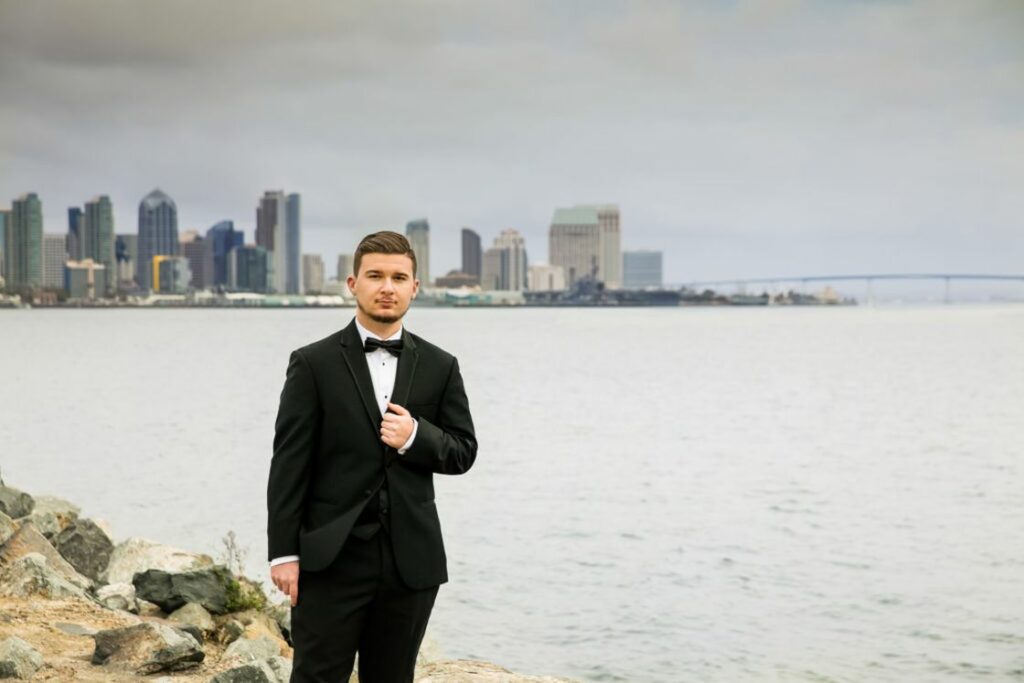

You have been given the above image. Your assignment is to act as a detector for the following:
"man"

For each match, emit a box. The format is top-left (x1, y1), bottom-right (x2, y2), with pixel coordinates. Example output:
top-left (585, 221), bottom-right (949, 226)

top-left (267, 231), bottom-right (477, 682)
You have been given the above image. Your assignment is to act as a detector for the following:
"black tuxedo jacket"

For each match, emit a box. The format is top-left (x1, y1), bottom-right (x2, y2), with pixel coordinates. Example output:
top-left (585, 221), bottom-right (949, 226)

top-left (266, 319), bottom-right (477, 590)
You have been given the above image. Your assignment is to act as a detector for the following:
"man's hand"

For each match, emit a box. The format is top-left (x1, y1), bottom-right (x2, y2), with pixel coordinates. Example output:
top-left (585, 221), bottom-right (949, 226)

top-left (381, 403), bottom-right (414, 448)
top-left (270, 561), bottom-right (300, 607)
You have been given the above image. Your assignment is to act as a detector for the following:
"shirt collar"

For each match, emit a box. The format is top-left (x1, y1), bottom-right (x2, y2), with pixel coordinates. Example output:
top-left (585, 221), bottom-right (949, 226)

top-left (354, 317), bottom-right (403, 345)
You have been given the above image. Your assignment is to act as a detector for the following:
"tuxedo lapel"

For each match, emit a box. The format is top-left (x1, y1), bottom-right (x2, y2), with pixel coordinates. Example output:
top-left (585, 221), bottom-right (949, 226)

top-left (338, 320), bottom-right (384, 430)
top-left (385, 331), bottom-right (419, 467)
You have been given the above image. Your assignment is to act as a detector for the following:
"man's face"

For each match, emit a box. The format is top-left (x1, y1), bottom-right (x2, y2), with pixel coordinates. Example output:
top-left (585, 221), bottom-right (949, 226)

top-left (347, 253), bottom-right (419, 324)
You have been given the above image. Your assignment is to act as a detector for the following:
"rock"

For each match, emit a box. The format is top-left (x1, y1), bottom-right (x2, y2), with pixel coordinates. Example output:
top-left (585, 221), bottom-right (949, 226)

top-left (234, 609), bottom-right (285, 642)
top-left (96, 582), bottom-right (140, 613)
top-left (265, 656), bottom-right (292, 681)
top-left (222, 636), bottom-right (282, 665)
top-left (211, 656), bottom-right (291, 683)
top-left (0, 521), bottom-right (93, 592)
top-left (102, 537), bottom-right (214, 585)
top-left (91, 622), bottom-right (204, 675)
top-left (0, 636), bottom-right (43, 679)
top-left (0, 553), bottom-right (89, 600)
top-left (53, 518), bottom-right (114, 582)
top-left (266, 600), bottom-right (292, 644)
top-left (222, 619), bottom-right (245, 644)
top-left (0, 487), bottom-right (33, 520)
top-left (55, 622), bottom-right (98, 636)
top-left (138, 600), bottom-right (165, 617)
top-left (0, 512), bottom-right (17, 547)
top-left (133, 566), bottom-right (230, 614)
top-left (22, 495), bottom-right (79, 540)
top-left (415, 659), bottom-right (578, 682)
top-left (168, 602), bottom-right (215, 633)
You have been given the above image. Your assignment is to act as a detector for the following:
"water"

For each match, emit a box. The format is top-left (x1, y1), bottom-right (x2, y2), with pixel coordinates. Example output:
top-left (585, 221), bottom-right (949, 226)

top-left (1, 306), bottom-right (1022, 682)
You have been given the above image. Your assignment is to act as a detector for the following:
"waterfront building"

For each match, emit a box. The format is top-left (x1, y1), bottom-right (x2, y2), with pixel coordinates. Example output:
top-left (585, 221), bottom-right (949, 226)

top-left (137, 189), bottom-right (178, 291)
top-left (0, 209), bottom-right (7, 283)
top-left (115, 234), bottom-right (138, 291)
top-left (481, 229), bottom-right (528, 291)
top-left (435, 270), bottom-right (480, 288)
top-left (461, 228), bottom-right (482, 281)
top-left (180, 230), bottom-right (206, 290)
top-left (406, 219), bottom-right (430, 284)
top-left (302, 254), bottom-right (325, 293)
top-left (256, 191), bottom-right (301, 293)
top-left (528, 264), bottom-right (566, 292)
top-left (66, 207), bottom-right (83, 261)
top-left (228, 245), bottom-right (272, 293)
top-left (7, 193), bottom-right (43, 291)
top-left (42, 234), bottom-right (67, 289)
top-left (285, 194), bottom-right (301, 294)
top-left (623, 250), bottom-right (663, 289)
top-left (549, 204), bottom-right (621, 288)
top-left (152, 255), bottom-right (191, 293)
top-left (65, 259), bottom-right (107, 300)
top-left (481, 247), bottom-right (502, 291)
top-left (337, 253), bottom-right (354, 281)
top-left (204, 220), bottom-right (242, 289)
top-left (83, 196), bottom-right (115, 291)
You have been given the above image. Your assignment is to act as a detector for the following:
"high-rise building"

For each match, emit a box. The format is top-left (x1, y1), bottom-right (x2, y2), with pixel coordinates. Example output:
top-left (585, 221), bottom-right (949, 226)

top-left (528, 264), bottom-right (566, 292)
top-left (481, 247), bottom-right (503, 291)
top-left (461, 228), bottom-right (482, 281)
top-left (406, 219), bottom-right (430, 284)
top-left (337, 253), bottom-right (354, 281)
top-left (115, 234), bottom-right (138, 291)
top-left (204, 220), bottom-right (242, 289)
top-left (180, 230), bottom-right (205, 290)
top-left (66, 207), bottom-right (83, 261)
top-left (256, 191), bottom-right (301, 293)
top-left (65, 259), bottom-right (107, 300)
top-left (286, 193), bottom-right (301, 294)
top-left (623, 250), bottom-right (663, 289)
top-left (302, 254), bottom-right (325, 294)
top-left (229, 245), bottom-right (272, 293)
top-left (42, 234), bottom-right (67, 289)
top-left (152, 255), bottom-right (191, 293)
top-left (7, 193), bottom-right (43, 291)
top-left (493, 229), bottom-right (527, 291)
top-left (137, 189), bottom-right (178, 291)
top-left (0, 210), bottom-right (8, 283)
top-left (549, 204), bottom-right (621, 288)
top-left (82, 195), bottom-right (115, 293)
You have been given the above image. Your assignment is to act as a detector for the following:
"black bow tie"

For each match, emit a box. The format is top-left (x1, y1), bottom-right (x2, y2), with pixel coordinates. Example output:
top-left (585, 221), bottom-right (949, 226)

top-left (364, 337), bottom-right (403, 357)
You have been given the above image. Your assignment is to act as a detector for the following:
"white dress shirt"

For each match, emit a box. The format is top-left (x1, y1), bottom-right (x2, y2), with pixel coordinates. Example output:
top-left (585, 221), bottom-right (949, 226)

top-left (269, 320), bottom-right (418, 568)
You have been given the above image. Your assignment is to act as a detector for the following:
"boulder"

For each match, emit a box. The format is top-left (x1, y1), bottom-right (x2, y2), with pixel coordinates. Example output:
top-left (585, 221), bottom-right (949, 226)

top-left (96, 582), bottom-right (140, 613)
top-left (211, 656), bottom-right (291, 683)
top-left (102, 537), bottom-right (214, 585)
top-left (266, 600), bottom-right (292, 644)
top-left (22, 495), bottom-right (79, 539)
top-left (0, 512), bottom-right (17, 547)
top-left (168, 602), bottom-right (216, 634)
top-left (133, 566), bottom-right (230, 614)
top-left (0, 636), bottom-right (43, 679)
top-left (0, 553), bottom-right (89, 600)
top-left (0, 487), bottom-right (33, 520)
top-left (91, 622), bottom-right (204, 675)
top-left (53, 518), bottom-right (114, 582)
top-left (221, 636), bottom-right (281, 665)
top-left (0, 521), bottom-right (93, 591)
top-left (222, 619), bottom-right (246, 645)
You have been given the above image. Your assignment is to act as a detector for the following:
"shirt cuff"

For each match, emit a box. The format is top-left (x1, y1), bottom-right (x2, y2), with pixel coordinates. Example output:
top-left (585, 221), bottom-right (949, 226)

top-left (270, 555), bottom-right (299, 567)
top-left (398, 419), bottom-right (418, 454)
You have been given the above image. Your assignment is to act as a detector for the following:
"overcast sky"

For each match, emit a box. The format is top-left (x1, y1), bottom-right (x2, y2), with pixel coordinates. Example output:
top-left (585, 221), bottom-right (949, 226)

top-left (1, 0), bottom-right (1022, 283)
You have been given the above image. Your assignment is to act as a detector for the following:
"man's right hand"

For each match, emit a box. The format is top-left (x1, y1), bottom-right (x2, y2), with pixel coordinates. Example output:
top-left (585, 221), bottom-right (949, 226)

top-left (270, 561), bottom-right (300, 607)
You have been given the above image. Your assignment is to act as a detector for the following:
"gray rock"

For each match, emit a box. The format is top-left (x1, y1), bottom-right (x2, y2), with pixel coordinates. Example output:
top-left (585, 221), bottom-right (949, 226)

top-left (0, 521), bottom-right (93, 592)
top-left (0, 487), bottom-right (33, 521)
top-left (0, 553), bottom-right (89, 600)
top-left (0, 636), bottom-right (43, 679)
top-left (264, 656), bottom-right (292, 682)
top-left (223, 619), bottom-right (245, 644)
top-left (55, 622), bottom-right (98, 636)
top-left (210, 660), bottom-right (275, 683)
top-left (0, 512), bottom-right (17, 547)
top-left (102, 537), bottom-right (214, 585)
top-left (168, 602), bottom-right (216, 633)
top-left (92, 622), bottom-right (204, 675)
top-left (96, 582), bottom-right (140, 613)
top-left (222, 636), bottom-right (281, 665)
top-left (24, 495), bottom-right (80, 540)
top-left (266, 601), bottom-right (291, 645)
top-left (53, 517), bottom-right (114, 582)
top-left (133, 566), bottom-right (230, 615)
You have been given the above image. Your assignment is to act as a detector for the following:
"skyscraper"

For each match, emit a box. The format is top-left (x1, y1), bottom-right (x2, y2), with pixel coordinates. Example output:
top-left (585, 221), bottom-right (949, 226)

top-left (42, 234), bottom-right (66, 289)
top-left (302, 254), bottom-right (324, 294)
top-left (205, 220), bottom-right (242, 289)
top-left (256, 191), bottom-right (301, 294)
top-left (461, 228), bottom-right (482, 281)
top-left (115, 234), bottom-right (138, 291)
top-left (0, 210), bottom-right (8, 283)
top-left (137, 189), bottom-right (178, 291)
top-left (406, 219), bottom-right (430, 284)
top-left (336, 253), bottom-right (354, 281)
top-left (180, 230), bottom-right (205, 290)
top-left (7, 193), bottom-right (43, 291)
top-left (623, 250), bottom-right (663, 289)
top-left (286, 193), bottom-right (301, 294)
top-left (549, 204), bottom-right (621, 288)
top-left (229, 245), bottom-right (272, 293)
top-left (597, 205), bottom-right (622, 289)
top-left (493, 229), bottom-right (528, 290)
top-left (83, 195), bottom-right (115, 293)
top-left (66, 207), bottom-right (83, 261)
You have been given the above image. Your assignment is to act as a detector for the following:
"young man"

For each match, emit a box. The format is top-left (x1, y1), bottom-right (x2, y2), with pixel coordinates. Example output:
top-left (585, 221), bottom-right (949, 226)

top-left (266, 231), bottom-right (477, 682)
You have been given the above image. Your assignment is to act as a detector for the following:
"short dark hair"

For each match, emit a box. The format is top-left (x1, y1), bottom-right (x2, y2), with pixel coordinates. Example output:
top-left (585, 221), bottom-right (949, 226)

top-left (353, 231), bottom-right (417, 277)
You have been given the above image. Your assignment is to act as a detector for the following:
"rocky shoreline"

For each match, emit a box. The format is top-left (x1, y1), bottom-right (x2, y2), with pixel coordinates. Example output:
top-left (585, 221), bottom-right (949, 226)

top-left (0, 474), bottom-right (574, 682)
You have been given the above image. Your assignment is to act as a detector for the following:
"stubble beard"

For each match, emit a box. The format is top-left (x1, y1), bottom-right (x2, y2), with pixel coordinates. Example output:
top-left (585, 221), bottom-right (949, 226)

top-left (357, 299), bottom-right (408, 325)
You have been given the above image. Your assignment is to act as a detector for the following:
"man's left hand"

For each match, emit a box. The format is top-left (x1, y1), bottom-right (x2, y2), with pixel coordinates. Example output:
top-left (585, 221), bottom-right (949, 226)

top-left (381, 403), bottom-right (414, 448)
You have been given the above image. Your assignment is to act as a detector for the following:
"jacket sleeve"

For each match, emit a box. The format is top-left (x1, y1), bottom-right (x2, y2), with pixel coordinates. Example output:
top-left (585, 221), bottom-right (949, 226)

top-left (399, 356), bottom-right (477, 475)
top-left (267, 350), bottom-right (320, 560)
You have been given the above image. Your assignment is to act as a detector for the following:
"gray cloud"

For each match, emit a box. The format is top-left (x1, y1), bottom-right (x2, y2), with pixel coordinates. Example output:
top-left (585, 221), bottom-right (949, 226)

top-left (1, 0), bottom-right (1022, 284)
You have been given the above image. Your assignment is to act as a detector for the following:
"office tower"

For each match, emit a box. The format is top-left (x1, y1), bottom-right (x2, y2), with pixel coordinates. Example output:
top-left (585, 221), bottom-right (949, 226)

top-left (7, 193), bottom-right (43, 291)
top-left (0, 210), bottom-right (7, 283)
top-left (65, 259), bottom-right (107, 300)
top-left (480, 248), bottom-right (502, 290)
top-left (302, 254), bottom-right (324, 294)
top-left (528, 264), bottom-right (567, 292)
top-left (549, 204), bottom-right (621, 288)
top-left (42, 234), bottom-right (66, 289)
top-left (493, 229), bottom-right (527, 291)
top-left (152, 255), bottom-right (191, 293)
top-left (405, 219), bottom-right (430, 284)
top-left (286, 194), bottom-right (301, 294)
top-left (461, 228), bottom-right (482, 280)
top-left (82, 195), bottom-right (115, 293)
top-left (137, 189), bottom-right (178, 291)
top-left (115, 234), bottom-right (138, 290)
top-left (179, 230), bottom-right (205, 290)
top-left (228, 245), bottom-right (272, 293)
top-left (256, 191), bottom-right (300, 293)
top-left (67, 207), bottom-right (83, 261)
top-left (204, 220), bottom-right (242, 289)
top-left (623, 250), bottom-right (663, 289)
top-left (337, 253), bottom-right (354, 281)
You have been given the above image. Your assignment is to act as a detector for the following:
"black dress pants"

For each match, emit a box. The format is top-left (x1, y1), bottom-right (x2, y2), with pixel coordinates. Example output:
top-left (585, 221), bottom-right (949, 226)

top-left (290, 529), bottom-right (439, 682)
